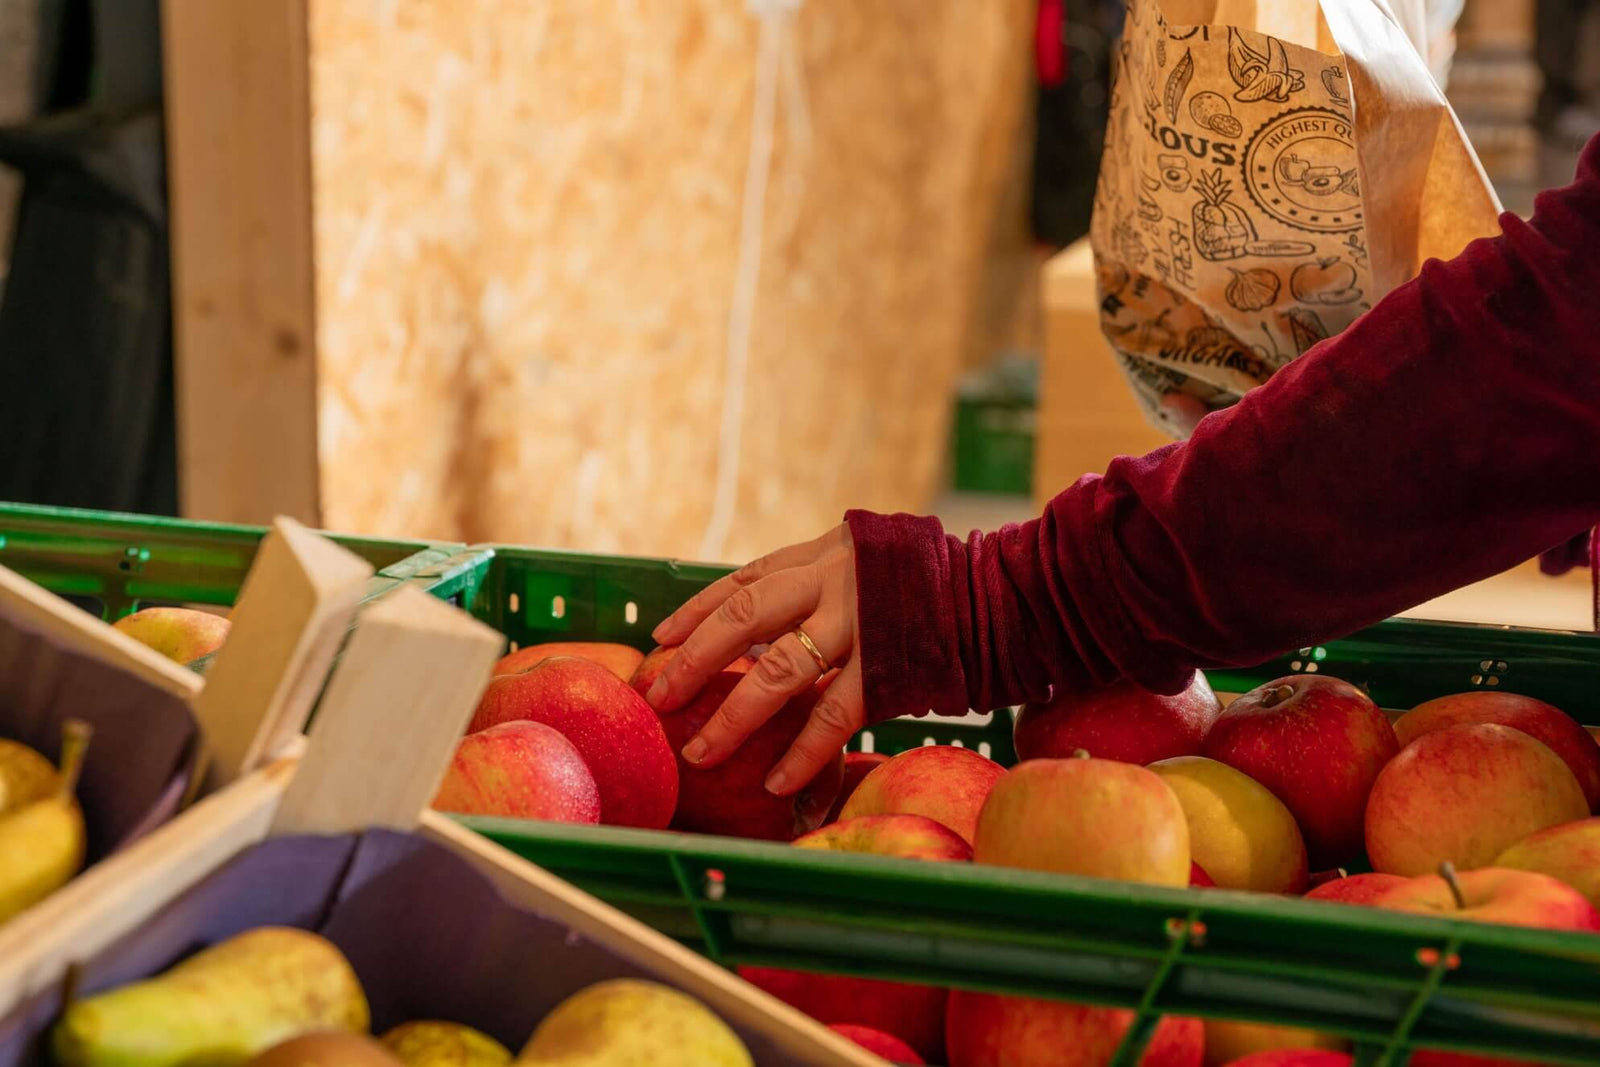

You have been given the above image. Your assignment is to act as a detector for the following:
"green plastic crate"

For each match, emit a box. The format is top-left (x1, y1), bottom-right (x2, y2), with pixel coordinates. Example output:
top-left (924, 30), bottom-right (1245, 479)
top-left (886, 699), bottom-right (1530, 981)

top-left (0, 502), bottom-right (464, 621)
top-left (438, 544), bottom-right (1600, 1067)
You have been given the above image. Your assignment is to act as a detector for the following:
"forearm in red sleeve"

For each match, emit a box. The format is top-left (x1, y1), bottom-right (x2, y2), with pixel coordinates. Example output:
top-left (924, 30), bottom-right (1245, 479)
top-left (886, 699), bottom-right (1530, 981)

top-left (848, 134), bottom-right (1600, 721)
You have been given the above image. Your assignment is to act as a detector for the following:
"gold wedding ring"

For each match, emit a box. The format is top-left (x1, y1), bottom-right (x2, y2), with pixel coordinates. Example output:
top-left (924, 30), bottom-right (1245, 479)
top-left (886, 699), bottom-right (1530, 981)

top-left (794, 626), bottom-right (830, 674)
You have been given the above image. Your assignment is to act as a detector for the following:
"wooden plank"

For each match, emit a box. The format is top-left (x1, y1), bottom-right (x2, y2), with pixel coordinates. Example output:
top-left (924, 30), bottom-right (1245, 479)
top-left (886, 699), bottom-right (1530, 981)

top-left (162, 0), bottom-right (321, 526)
top-left (270, 587), bottom-right (503, 836)
top-left (189, 518), bottom-right (374, 789)
top-left (0, 755), bottom-right (298, 1018)
top-left (417, 814), bottom-right (881, 1067)
top-left (0, 565), bottom-right (201, 700)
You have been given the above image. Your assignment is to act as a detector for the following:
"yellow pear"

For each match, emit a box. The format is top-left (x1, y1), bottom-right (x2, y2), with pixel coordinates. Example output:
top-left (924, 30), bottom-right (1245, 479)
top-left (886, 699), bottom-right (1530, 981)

top-left (0, 719), bottom-right (91, 923)
top-left (1149, 756), bottom-right (1309, 894)
top-left (249, 1032), bottom-right (403, 1067)
top-left (517, 980), bottom-right (752, 1067)
top-left (54, 927), bottom-right (369, 1067)
top-left (0, 736), bottom-right (59, 815)
top-left (382, 1022), bottom-right (511, 1067)
top-left (112, 606), bottom-right (231, 665)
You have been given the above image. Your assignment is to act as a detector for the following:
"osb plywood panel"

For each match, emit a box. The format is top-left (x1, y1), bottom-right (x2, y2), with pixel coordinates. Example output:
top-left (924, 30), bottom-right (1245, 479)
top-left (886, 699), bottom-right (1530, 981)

top-left (310, 0), bottom-right (1031, 560)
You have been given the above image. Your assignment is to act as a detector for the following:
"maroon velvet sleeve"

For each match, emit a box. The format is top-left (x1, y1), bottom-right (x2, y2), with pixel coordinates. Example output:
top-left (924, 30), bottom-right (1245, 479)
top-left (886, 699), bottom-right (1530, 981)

top-left (849, 134), bottom-right (1600, 722)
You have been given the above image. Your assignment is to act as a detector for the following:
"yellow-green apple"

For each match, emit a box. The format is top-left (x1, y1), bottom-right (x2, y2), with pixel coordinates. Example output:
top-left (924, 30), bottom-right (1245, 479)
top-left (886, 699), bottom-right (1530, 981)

top-left (111, 607), bottom-right (230, 665)
top-left (1302, 872), bottom-right (1407, 906)
top-left (826, 752), bottom-right (889, 825)
top-left (631, 646), bottom-right (841, 840)
top-left (794, 814), bottom-right (973, 861)
top-left (1190, 861), bottom-right (1215, 887)
top-left (432, 721), bottom-right (600, 824)
top-left (1150, 756), bottom-right (1308, 894)
top-left (1494, 817), bottom-right (1600, 905)
top-left (1203, 1020), bottom-right (1348, 1067)
top-left (469, 656), bottom-right (677, 829)
top-left (494, 641), bottom-right (643, 682)
top-left (737, 967), bottom-right (947, 1064)
top-left (945, 992), bottom-right (1203, 1067)
top-left (1220, 1052), bottom-right (1351, 1067)
top-left (840, 745), bottom-right (1005, 845)
top-left (827, 1025), bottom-right (924, 1065)
top-left (1014, 672), bottom-right (1221, 765)
top-left (974, 755), bottom-right (1190, 887)
top-left (1365, 724), bottom-right (1588, 875)
top-left (1202, 676), bottom-right (1398, 868)
top-left (1395, 692), bottom-right (1600, 810)
top-left (1375, 865), bottom-right (1600, 931)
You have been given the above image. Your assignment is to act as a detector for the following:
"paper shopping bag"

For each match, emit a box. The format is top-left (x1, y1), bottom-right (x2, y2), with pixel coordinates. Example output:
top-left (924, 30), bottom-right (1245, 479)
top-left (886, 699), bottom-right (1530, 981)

top-left (1090, 0), bottom-right (1501, 435)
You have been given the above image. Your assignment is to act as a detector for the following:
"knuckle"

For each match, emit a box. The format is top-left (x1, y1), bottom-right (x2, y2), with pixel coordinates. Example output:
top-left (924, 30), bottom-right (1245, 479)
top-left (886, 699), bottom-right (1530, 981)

top-left (753, 644), bottom-right (810, 690)
top-left (670, 642), bottom-right (704, 679)
top-left (809, 695), bottom-right (860, 736)
top-left (731, 558), bottom-right (767, 586)
top-left (718, 587), bottom-right (760, 629)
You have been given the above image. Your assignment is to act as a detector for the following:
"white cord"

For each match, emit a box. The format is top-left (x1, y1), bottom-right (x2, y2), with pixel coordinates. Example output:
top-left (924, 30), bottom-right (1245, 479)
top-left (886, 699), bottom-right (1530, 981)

top-left (697, 2), bottom-right (797, 561)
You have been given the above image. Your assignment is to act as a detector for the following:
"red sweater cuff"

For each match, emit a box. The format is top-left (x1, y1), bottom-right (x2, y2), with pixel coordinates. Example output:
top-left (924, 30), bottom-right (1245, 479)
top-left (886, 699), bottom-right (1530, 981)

top-left (845, 509), bottom-right (967, 722)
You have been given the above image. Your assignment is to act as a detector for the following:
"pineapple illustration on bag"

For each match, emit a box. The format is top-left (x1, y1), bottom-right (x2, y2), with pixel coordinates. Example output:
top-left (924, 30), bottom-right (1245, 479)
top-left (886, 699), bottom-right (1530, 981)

top-left (1193, 170), bottom-right (1254, 261)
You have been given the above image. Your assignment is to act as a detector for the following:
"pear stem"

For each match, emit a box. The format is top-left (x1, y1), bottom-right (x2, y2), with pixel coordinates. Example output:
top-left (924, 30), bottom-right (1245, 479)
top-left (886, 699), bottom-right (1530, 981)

top-left (57, 719), bottom-right (93, 800)
top-left (1071, 748), bottom-right (1092, 760)
top-left (1258, 684), bottom-right (1296, 708)
top-left (1438, 861), bottom-right (1466, 910)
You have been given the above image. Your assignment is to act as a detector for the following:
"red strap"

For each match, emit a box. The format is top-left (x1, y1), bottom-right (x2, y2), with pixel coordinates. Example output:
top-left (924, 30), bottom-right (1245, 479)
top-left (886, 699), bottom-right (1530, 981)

top-left (1036, 0), bottom-right (1066, 87)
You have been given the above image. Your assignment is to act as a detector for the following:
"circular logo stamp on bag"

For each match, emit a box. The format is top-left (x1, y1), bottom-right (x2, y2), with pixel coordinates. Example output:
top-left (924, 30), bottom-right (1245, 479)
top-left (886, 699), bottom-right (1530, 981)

top-left (1243, 107), bottom-right (1363, 234)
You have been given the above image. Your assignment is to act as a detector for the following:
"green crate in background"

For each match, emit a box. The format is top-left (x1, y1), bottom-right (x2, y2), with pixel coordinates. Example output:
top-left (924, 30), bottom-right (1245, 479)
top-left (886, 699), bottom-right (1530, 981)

top-left (0, 502), bottom-right (463, 620)
top-left (440, 543), bottom-right (1600, 1067)
top-left (951, 356), bottom-right (1038, 496)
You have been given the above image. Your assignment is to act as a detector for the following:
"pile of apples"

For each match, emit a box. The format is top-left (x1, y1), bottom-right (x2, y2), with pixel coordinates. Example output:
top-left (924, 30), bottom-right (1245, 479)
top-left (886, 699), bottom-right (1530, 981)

top-left (452, 642), bottom-right (1600, 1067)
top-left (50, 926), bottom-right (756, 1067)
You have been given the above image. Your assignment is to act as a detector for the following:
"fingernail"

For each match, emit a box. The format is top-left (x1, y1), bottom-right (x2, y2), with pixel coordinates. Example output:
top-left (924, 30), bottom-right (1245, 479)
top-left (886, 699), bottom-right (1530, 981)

top-left (682, 737), bottom-right (708, 764)
top-left (651, 621), bottom-right (668, 642)
top-left (764, 768), bottom-right (789, 795)
top-left (646, 676), bottom-right (667, 707)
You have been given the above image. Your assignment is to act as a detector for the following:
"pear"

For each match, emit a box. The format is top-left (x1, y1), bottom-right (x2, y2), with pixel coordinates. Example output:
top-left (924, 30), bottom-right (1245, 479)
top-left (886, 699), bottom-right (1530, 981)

top-left (381, 1022), bottom-right (511, 1067)
top-left (517, 979), bottom-right (752, 1067)
top-left (249, 1033), bottom-right (402, 1067)
top-left (54, 927), bottom-right (369, 1067)
top-left (0, 719), bottom-right (91, 924)
top-left (0, 736), bottom-right (59, 815)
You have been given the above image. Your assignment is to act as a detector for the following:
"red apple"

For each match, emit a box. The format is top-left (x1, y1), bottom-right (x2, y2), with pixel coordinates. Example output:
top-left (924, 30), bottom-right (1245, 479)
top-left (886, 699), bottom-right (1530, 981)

top-left (840, 746), bottom-right (1006, 845)
top-left (738, 967), bottom-right (947, 1064)
top-left (1190, 861), bottom-right (1215, 887)
top-left (494, 641), bottom-right (644, 682)
top-left (794, 814), bottom-right (973, 862)
top-left (1375, 866), bottom-right (1600, 931)
top-left (826, 752), bottom-right (890, 825)
top-left (1014, 672), bottom-right (1222, 765)
top-left (431, 721), bottom-right (600, 824)
top-left (945, 992), bottom-right (1203, 1067)
top-left (828, 1024), bottom-right (924, 1064)
top-left (634, 647), bottom-right (842, 841)
top-left (1494, 817), bottom-right (1600, 906)
top-left (974, 756), bottom-right (1190, 887)
top-left (1395, 692), bottom-right (1600, 810)
top-left (469, 656), bottom-right (678, 829)
top-left (1221, 1052), bottom-right (1351, 1067)
top-left (1202, 676), bottom-right (1398, 868)
top-left (629, 644), bottom-right (758, 696)
top-left (1365, 724), bottom-right (1588, 876)
top-left (1303, 872), bottom-right (1408, 906)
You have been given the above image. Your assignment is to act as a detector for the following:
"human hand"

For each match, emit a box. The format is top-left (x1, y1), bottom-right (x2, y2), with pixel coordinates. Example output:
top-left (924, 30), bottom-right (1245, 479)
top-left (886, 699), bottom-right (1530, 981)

top-left (644, 524), bottom-right (862, 796)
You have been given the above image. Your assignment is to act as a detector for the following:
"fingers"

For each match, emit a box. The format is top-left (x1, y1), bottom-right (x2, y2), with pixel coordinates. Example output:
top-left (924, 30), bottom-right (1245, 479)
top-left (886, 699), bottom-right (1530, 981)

top-left (651, 528), bottom-right (839, 646)
top-left (678, 617), bottom-right (851, 770)
top-left (764, 660), bottom-right (865, 796)
top-left (646, 567), bottom-right (819, 713)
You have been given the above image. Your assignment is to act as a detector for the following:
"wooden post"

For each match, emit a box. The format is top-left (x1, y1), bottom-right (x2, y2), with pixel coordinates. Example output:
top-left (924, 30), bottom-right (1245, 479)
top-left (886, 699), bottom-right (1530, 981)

top-left (161, 0), bottom-right (321, 525)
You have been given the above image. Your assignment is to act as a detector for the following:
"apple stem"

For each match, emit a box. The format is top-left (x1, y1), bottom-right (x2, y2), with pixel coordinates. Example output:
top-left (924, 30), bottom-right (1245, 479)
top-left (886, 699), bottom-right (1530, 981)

top-left (1258, 684), bottom-right (1295, 708)
top-left (57, 719), bottom-right (93, 800)
top-left (1071, 748), bottom-right (1092, 760)
top-left (1438, 861), bottom-right (1466, 911)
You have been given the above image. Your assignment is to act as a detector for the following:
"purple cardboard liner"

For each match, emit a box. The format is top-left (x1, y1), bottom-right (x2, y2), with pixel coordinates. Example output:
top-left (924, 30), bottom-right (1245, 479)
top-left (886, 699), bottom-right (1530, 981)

top-left (0, 604), bottom-right (197, 862)
top-left (0, 831), bottom-right (811, 1067)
